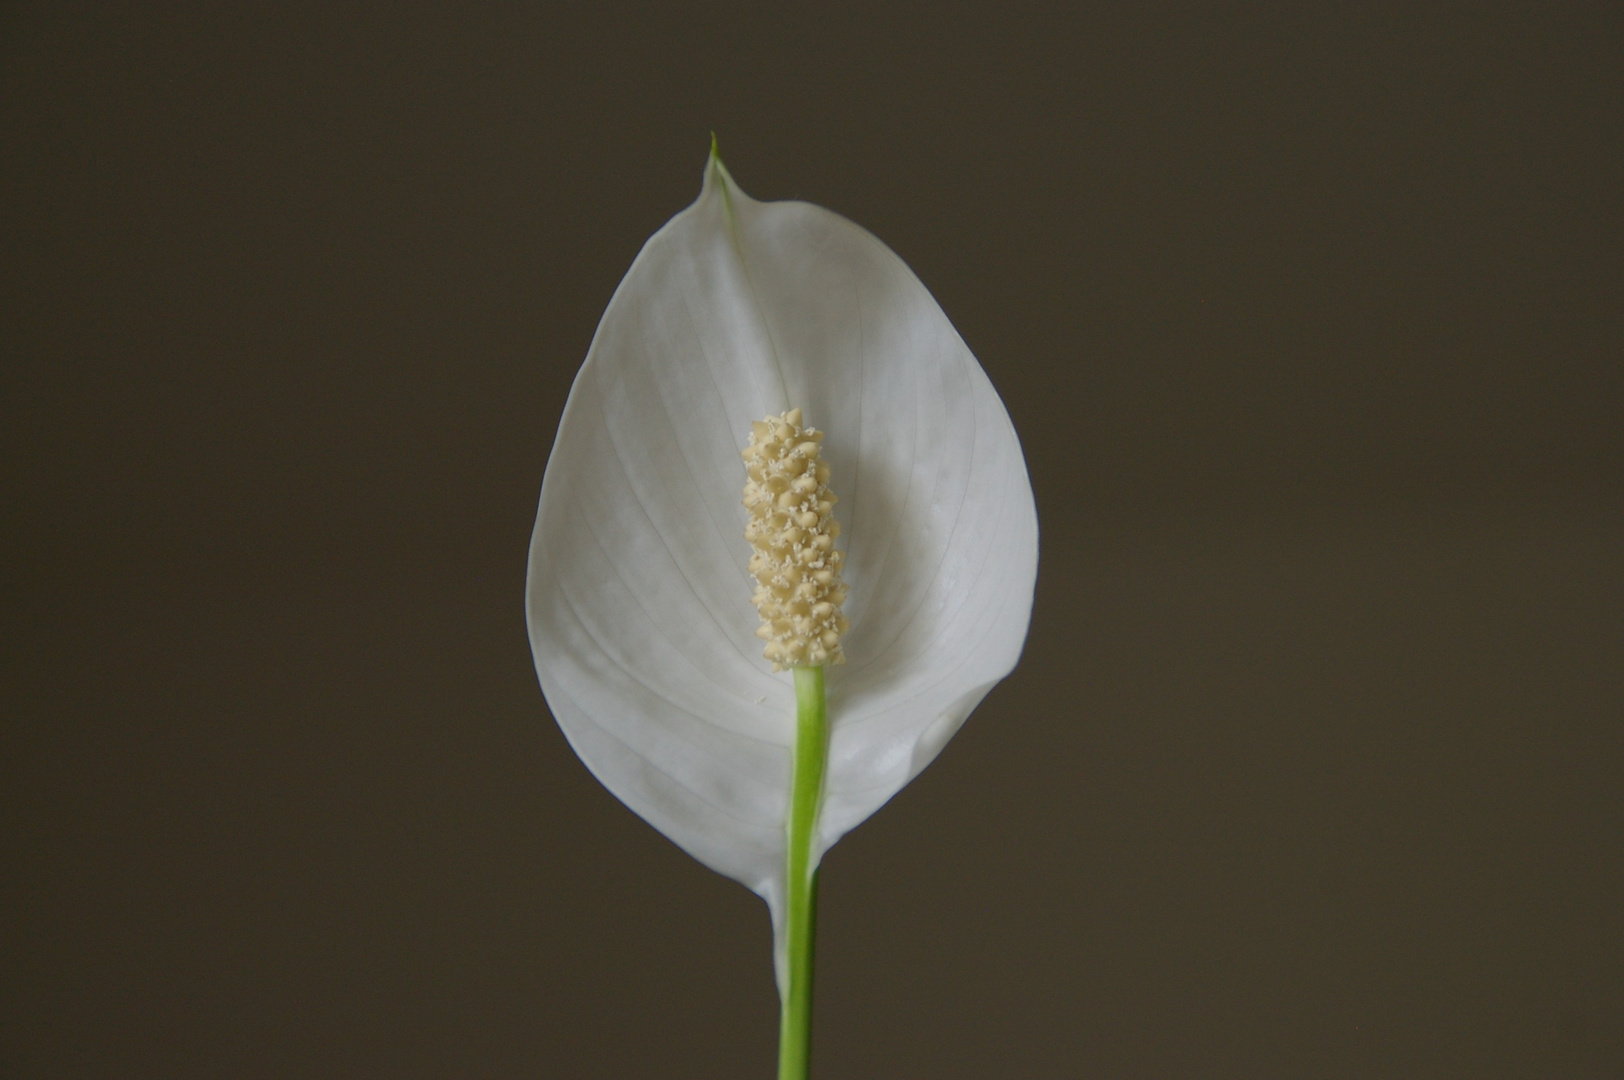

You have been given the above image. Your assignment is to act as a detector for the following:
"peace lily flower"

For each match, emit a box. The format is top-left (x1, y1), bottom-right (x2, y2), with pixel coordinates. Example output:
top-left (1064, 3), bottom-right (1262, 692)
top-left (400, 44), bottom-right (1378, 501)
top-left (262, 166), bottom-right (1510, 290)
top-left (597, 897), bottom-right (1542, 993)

top-left (526, 144), bottom-right (1037, 1077)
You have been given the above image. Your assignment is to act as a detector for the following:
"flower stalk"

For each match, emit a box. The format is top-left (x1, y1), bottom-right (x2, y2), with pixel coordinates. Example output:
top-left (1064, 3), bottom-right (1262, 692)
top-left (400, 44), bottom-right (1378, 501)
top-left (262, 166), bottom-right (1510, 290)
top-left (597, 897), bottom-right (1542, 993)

top-left (746, 408), bottom-right (841, 1078)
top-left (780, 664), bottom-right (828, 1080)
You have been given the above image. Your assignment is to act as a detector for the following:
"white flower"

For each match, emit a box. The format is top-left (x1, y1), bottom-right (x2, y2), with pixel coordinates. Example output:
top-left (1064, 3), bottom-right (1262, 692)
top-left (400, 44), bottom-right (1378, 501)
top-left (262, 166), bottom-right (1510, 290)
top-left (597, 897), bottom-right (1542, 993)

top-left (525, 150), bottom-right (1038, 981)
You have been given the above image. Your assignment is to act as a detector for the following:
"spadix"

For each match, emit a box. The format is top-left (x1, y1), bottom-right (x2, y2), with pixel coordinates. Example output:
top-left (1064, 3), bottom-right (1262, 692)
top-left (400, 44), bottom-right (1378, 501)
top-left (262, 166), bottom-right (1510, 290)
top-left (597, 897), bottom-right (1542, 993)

top-left (742, 408), bottom-right (850, 670)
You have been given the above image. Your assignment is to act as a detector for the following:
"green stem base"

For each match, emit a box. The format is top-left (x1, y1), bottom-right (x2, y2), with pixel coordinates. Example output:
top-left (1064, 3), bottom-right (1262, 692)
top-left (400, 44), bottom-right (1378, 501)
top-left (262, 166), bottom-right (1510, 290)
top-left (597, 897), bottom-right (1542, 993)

top-left (778, 666), bottom-right (827, 1080)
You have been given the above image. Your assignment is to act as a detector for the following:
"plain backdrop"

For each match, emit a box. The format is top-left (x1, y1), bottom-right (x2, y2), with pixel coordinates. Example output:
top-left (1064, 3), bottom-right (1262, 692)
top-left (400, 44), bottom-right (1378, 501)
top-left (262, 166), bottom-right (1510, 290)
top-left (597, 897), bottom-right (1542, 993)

top-left (3, 4), bottom-right (1621, 1077)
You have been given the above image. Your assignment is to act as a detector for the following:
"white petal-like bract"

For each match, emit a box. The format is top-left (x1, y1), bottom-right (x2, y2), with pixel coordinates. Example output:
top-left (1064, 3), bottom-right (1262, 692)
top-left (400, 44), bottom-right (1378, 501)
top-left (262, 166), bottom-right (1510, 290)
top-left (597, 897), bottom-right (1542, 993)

top-left (526, 153), bottom-right (1037, 940)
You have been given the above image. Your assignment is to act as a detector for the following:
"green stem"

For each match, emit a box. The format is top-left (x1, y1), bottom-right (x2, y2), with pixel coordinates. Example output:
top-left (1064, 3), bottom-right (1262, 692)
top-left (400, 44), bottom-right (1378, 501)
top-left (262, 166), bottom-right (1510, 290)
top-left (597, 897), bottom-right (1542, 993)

top-left (779, 665), bottom-right (827, 1080)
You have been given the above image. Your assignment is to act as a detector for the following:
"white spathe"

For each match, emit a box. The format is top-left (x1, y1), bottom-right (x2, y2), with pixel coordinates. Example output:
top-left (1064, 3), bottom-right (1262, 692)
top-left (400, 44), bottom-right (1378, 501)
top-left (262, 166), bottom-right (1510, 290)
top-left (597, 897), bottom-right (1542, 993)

top-left (526, 152), bottom-right (1038, 977)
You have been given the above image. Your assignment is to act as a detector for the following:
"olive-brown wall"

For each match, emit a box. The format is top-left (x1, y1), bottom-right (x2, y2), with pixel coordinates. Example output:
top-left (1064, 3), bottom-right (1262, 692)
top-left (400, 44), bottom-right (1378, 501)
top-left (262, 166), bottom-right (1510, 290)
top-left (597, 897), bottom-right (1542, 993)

top-left (4, 4), bottom-right (1620, 1076)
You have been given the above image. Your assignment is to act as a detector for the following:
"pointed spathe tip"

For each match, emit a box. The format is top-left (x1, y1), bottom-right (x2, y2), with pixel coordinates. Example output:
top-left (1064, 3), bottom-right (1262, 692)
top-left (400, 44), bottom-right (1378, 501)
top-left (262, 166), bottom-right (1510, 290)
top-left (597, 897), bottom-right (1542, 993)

top-left (701, 132), bottom-right (738, 203)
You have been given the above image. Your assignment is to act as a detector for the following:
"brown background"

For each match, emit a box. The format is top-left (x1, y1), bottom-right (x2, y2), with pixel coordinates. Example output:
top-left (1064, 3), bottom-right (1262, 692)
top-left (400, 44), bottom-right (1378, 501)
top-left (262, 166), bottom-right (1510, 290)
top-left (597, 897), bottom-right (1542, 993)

top-left (3, 4), bottom-right (1621, 1077)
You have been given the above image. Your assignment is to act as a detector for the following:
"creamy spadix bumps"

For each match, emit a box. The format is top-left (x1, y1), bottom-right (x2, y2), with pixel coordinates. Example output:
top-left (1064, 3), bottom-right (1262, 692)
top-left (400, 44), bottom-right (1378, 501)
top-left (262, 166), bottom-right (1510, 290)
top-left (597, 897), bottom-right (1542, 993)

top-left (741, 408), bottom-right (850, 671)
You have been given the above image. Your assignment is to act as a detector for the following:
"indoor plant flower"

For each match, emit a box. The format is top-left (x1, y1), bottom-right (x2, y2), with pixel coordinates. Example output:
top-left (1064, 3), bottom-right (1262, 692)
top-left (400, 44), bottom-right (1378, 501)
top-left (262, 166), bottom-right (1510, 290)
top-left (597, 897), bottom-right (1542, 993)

top-left (526, 143), bottom-right (1037, 1078)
